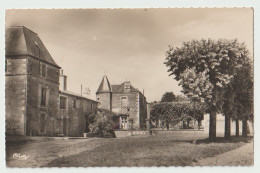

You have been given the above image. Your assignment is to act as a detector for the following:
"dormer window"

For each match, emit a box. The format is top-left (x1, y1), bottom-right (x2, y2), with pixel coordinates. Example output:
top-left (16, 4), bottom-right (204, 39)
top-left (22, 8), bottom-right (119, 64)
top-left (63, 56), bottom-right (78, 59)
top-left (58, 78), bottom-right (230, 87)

top-left (124, 81), bottom-right (131, 92)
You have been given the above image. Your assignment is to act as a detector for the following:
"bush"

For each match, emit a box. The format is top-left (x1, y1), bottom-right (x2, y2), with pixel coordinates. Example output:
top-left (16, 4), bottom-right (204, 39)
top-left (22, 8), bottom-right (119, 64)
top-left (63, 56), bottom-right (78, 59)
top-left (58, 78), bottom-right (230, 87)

top-left (89, 112), bottom-right (115, 138)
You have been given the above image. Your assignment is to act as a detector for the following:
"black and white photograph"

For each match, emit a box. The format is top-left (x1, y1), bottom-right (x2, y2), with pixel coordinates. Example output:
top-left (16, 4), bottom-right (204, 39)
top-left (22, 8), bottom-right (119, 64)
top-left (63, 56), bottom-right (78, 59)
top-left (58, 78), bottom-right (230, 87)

top-left (4, 8), bottom-right (254, 167)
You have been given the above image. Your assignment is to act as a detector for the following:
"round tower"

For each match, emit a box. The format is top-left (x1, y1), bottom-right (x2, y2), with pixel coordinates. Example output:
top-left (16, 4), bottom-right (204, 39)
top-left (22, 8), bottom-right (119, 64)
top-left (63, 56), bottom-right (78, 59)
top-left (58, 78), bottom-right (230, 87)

top-left (96, 75), bottom-right (112, 111)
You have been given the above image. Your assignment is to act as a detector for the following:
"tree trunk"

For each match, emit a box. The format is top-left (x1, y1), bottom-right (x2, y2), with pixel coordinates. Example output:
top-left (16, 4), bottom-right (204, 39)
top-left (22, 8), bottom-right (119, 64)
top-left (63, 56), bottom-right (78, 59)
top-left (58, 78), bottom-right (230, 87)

top-left (224, 116), bottom-right (231, 139)
top-left (235, 119), bottom-right (239, 137)
top-left (242, 119), bottom-right (248, 137)
top-left (166, 121), bottom-right (169, 130)
top-left (209, 111), bottom-right (217, 142)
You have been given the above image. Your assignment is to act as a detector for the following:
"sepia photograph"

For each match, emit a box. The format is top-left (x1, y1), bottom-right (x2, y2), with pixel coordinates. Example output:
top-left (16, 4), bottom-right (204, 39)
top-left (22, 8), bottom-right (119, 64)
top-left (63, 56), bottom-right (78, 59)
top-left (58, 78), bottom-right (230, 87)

top-left (4, 8), bottom-right (254, 167)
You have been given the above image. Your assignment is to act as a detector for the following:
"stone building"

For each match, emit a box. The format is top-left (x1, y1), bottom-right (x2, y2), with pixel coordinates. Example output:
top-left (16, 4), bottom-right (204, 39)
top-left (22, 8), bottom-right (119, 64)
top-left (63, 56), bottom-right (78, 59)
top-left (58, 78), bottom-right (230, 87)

top-left (6, 26), bottom-right (61, 136)
top-left (5, 26), bottom-right (98, 136)
top-left (58, 72), bottom-right (98, 137)
top-left (96, 75), bottom-right (147, 130)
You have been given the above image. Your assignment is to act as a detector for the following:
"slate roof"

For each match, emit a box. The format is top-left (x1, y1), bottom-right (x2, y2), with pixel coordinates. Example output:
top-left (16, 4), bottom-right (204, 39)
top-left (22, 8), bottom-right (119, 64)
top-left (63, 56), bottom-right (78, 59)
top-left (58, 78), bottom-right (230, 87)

top-left (111, 84), bottom-right (139, 93)
top-left (60, 90), bottom-right (98, 103)
top-left (5, 26), bottom-right (60, 68)
top-left (96, 75), bottom-right (112, 93)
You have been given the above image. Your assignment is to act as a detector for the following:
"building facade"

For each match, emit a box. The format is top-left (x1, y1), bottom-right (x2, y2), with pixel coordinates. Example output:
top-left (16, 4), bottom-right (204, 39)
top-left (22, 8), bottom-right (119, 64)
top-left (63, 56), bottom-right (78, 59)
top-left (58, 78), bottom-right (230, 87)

top-left (96, 76), bottom-right (147, 130)
top-left (6, 26), bottom-right (61, 136)
top-left (58, 72), bottom-right (98, 137)
top-left (5, 26), bottom-right (98, 137)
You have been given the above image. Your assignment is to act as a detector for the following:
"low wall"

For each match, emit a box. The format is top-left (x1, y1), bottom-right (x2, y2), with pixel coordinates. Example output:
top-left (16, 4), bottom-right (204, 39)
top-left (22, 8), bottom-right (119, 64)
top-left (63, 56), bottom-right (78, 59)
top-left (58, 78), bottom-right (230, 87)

top-left (203, 114), bottom-right (254, 137)
top-left (114, 130), bottom-right (147, 138)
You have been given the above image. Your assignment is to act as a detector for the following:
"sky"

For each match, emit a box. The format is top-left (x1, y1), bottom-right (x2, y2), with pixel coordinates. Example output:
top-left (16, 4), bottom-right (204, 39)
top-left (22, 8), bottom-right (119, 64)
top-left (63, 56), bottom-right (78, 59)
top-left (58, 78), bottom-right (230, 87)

top-left (5, 8), bottom-right (253, 102)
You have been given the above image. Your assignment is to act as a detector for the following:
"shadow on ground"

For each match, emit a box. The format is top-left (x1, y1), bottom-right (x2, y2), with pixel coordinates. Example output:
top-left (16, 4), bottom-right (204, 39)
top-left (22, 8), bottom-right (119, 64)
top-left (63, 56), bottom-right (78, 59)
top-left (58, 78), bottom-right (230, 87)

top-left (196, 136), bottom-right (253, 144)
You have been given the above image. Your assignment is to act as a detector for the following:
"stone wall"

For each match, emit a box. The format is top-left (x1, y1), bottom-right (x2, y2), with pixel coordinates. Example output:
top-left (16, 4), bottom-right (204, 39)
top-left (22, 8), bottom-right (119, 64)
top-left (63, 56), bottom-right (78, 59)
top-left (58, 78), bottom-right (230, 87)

top-left (96, 92), bottom-right (111, 110)
top-left (203, 114), bottom-right (254, 137)
top-left (111, 92), bottom-right (139, 129)
top-left (114, 130), bottom-right (147, 138)
top-left (26, 57), bottom-right (60, 136)
top-left (5, 57), bottom-right (27, 135)
top-left (58, 93), bottom-right (98, 137)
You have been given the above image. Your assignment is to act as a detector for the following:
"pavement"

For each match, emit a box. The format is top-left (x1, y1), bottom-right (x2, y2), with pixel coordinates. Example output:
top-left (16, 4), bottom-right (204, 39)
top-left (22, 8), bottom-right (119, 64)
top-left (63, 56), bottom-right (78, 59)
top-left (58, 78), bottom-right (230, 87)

top-left (194, 141), bottom-right (254, 166)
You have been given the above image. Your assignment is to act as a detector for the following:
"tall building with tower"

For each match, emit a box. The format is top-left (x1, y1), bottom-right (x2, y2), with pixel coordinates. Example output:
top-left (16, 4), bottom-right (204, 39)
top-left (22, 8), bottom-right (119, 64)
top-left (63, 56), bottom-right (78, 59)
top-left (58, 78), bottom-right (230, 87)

top-left (96, 75), bottom-right (148, 130)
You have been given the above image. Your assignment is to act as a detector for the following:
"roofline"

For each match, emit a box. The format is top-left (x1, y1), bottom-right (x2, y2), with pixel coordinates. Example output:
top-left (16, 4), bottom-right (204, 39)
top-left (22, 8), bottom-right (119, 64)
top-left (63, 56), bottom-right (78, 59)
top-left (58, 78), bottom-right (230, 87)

top-left (96, 90), bottom-right (146, 100)
top-left (6, 26), bottom-right (60, 68)
top-left (6, 26), bottom-right (38, 35)
top-left (96, 91), bottom-right (112, 94)
top-left (6, 54), bottom-right (61, 69)
top-left (60, 90), bottom-right (99, 103)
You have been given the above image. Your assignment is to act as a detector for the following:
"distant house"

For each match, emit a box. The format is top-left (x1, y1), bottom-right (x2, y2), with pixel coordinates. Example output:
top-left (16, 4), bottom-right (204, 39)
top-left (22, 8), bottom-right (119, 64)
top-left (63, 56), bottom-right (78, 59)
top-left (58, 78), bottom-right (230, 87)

top-left (5, 26), bottom-right (98, 136)
top-left (96, 75), bottom-right (147, 130)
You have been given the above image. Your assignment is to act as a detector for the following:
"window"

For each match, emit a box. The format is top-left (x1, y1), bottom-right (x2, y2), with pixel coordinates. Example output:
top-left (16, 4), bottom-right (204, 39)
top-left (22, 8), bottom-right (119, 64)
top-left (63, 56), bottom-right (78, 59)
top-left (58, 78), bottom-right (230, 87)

top-left (73, 99), bottom-right (76, 108)
top-left (121, 97), bottom-right (128, 108)
top-left (91, 102), bottom-right (93, 111)
top-left (40, 114), bottom-right (46, 133)
top-left (41, 63), bottom-right (46, 77)
top-left (60, 96), bottom-right (67, 109)
top-left (41, 87), bottom-right (47, 106)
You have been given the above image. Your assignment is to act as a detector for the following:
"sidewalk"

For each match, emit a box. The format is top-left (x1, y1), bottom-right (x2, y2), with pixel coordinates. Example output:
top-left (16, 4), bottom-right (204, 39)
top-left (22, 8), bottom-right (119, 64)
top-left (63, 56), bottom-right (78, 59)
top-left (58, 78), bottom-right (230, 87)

top-left (194, 141), bottom-right (254, 166)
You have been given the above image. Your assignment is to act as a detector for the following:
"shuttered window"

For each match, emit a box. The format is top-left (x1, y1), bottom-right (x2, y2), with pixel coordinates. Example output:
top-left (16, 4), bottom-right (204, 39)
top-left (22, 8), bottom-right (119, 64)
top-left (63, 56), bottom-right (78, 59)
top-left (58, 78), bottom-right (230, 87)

top-left (41, 88), bottom-right (47, 106)
top-left (73, 99), bottom-right (76, 108)
top-left (60, 96), bottom-right (67, 109)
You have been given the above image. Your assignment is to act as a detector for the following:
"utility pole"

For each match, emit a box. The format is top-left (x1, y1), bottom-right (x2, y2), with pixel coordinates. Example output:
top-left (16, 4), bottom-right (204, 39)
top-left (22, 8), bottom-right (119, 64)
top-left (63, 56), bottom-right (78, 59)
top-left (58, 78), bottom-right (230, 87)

top-left (81, 84), bottom-right (82, 96)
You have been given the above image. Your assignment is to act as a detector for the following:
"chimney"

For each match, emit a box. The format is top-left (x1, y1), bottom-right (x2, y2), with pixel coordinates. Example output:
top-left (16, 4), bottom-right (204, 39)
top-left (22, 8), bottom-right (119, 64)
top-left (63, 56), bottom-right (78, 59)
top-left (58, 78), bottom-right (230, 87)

top-left (124, 81), bottom-right (131, 92)
top-left (59, 69), bottom-right (67, 91)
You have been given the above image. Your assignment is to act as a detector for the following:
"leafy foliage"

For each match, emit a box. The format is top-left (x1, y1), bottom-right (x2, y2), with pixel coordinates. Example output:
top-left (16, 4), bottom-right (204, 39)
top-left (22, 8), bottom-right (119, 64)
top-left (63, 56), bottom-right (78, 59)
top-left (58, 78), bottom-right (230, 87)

top-left (88, 111), bottom-right (115, 138)
top-left (232, 58), bottom-right (253, 121)
top-left (164, 39), bottom-right (252, 140)
top-left (150, 102), bottom-right (205, 125)
top-left (165, 39), bottom-right (250, 113)
top-left (175, 95), bottom-right (189, 102)
top-left (161, 92), bottom-right (176, 102)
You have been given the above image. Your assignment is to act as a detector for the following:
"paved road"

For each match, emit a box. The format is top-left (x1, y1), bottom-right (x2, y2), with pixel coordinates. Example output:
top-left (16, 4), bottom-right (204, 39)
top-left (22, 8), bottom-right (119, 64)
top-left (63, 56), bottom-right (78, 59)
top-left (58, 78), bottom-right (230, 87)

top-left (194, 141), bottom-right (254, 166)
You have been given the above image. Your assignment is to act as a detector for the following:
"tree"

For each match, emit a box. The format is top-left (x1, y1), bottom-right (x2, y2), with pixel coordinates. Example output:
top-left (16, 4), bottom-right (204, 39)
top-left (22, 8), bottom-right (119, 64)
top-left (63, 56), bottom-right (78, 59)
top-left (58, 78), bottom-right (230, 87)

top-left (222, 46), bottom-right (253, 138)
top-left (232, 57), bottom-right (253, 137)
top-left (175, 95), bottom-right (189, 102)
top-left (222, 85), bottom-right (235, 138)
top-left (165, 39), bottom-right (250, 141)
top-left (150, 102), bottom-right (205, 130)
top-left (88, 109), bottom-right (116, 138)
top-left (161, 92), bottom-right (176, 102)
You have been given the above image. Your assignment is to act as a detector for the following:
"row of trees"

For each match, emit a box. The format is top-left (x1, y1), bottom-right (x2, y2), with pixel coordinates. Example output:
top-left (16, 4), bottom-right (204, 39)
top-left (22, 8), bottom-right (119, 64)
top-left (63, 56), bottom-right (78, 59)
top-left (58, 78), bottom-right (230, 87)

top-left (164, 39), bottom-right (253, 141)
top-left (150, 101), bottom-right (205, 130)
